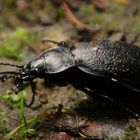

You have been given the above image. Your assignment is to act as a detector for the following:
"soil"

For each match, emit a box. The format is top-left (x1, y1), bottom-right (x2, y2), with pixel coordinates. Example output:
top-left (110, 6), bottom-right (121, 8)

top-left (0, 0), bottom-right (140, 139)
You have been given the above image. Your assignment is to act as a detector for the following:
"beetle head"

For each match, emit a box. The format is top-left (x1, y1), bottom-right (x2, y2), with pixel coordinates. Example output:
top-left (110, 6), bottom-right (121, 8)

top-left (21, 57), bottom-right (45, 79)
top-left (0, 40), bottom-right (75, 94)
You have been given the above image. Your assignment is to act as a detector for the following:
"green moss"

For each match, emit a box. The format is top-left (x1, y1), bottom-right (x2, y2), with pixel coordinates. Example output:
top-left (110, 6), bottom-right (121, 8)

top-left (55, 8), bottom-right (65, 20)
top-left (112, 137), bottom-right (125, 140)
top-left (44, 2), bottom-right (65, 20)
top-left (80, 1), bottom-right (126, 26)
top-left (105, 19), bottom-right (123, 30)
top-left (125, 123), bottom-right (138, 140)
top-left (3, 0), bottom-right (16, 9)
top-left (93, 13), bottom-right (108, 24)
top-left (0, 110), bottom-right (10, 135)
top-left (80, 4), bottom-right (108, 25)
top-left (80, 4), bottom-right (95, 14)
top-left (0, 91), bottom-right (38, 139)
top-left (86, 13), bottom-right (108, 25)
top-left (0, 27), bottom-right (37, 60)
top-left (131, 16), bottom-right (140, 33)
top-left (107, 0), bottom-right (126, 15)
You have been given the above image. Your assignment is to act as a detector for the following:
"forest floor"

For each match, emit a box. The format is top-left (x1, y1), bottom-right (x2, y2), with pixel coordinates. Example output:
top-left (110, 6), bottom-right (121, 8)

top-left (0, 0), bottom-right (140, 139)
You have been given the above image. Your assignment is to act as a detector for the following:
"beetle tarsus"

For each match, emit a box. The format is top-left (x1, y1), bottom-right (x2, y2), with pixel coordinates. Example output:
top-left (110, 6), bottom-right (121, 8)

top-left (9, 82), bottom-right (23, 95)
top-left (25, 80), bottom-right (36, 107)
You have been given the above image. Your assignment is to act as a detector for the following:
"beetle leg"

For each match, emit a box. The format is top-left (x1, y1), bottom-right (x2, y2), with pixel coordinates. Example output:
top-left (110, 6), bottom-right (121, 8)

top-left (79, 67), bottom-right (140, 93)
top-left (25, 80), bottom-right (36, 107)
top-left (111, 78), bottom-right (140, 93)
top-left (9, 82), bottom-right (23, 95)
top-left (79, 87), bottom-right (140, 118)
top-left (99, 94), bottom-right (140, 118)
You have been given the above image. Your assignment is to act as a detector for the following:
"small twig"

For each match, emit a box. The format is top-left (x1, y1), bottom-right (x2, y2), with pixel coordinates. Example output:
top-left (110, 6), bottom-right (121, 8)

top-left (61, 2), bottom-right (91, 29)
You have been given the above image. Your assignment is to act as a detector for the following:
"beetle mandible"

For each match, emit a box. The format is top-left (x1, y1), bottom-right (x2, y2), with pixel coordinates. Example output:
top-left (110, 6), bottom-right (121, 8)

top-left (0, 40), bottom-right (140, 117)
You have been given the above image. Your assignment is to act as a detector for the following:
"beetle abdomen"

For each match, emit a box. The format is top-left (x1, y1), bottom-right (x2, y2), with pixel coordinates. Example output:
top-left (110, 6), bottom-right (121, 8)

top-left (72, 40), bottom-right (140, 76)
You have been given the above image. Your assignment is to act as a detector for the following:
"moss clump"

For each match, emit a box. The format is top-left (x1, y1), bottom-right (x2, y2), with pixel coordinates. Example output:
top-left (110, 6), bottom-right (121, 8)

top-left (80, 4), bottom-right (95, 15)
top-left (0, 27), bottom-right (36, 60)
top-left (107, 0), bottom-right (126, 15)
top-left (131, 16), bottom-right (140, 33)
top-left (124, 123), bottom-right (138, 140)
top-left (0, 110), bottom-right (10, 138)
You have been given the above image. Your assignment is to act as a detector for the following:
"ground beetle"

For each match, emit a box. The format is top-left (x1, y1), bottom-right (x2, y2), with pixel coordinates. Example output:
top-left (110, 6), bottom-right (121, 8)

top-left (0, 40), bottom-right (140, 117)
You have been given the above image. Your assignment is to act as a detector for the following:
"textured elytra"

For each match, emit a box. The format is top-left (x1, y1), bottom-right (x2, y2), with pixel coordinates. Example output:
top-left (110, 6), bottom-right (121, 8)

top-left (72, 40), bottom-right (140, 76)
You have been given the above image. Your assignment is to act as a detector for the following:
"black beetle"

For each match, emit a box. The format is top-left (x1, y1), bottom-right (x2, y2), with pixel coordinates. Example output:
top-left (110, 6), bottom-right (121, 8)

top-left (0, 40), bottom-right (140, 117)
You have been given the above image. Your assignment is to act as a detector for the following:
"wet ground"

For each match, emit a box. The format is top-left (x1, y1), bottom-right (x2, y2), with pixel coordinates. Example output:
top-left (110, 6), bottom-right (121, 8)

top-left (0, 0), bottom-right (140, 139)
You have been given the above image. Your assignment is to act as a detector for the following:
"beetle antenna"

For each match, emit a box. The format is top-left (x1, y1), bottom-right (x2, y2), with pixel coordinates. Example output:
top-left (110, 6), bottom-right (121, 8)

top-left (42, 39), bottom-right (60, 45)
top-left (0, 71), bottom-right (20, 75)
top-left (0, 63), bottom-right (23, 68)
top-left (42, 39), bottom-right (67, 48)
